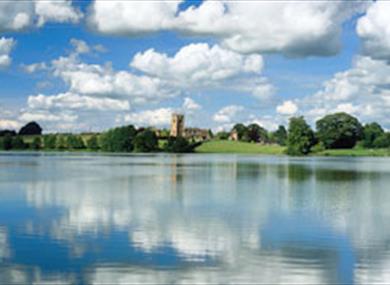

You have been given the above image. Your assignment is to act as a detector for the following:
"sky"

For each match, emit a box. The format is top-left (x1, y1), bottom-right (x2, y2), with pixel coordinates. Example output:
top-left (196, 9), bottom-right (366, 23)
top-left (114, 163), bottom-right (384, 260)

top-left (0, 0), bottom-right (390, 133)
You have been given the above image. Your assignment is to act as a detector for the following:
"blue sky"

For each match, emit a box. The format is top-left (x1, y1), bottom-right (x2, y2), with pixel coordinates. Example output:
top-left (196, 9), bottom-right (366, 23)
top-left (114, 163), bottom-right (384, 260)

top-left (0, 0), bottom-right (390, 132)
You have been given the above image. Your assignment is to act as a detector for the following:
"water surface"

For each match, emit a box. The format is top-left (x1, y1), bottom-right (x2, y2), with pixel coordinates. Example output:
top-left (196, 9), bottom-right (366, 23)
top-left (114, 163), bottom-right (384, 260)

top-left (0, 152), bottom-right (389, 284)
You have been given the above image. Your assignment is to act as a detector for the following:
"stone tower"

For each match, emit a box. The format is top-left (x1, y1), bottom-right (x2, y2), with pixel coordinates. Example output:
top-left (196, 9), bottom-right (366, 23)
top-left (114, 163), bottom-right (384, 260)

top-left (170, 113), bottom-right (185, 137)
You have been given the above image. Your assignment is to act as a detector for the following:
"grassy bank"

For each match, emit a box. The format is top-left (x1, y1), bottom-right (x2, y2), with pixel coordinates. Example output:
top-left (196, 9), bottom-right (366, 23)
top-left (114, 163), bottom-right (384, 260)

top-left (313, 148), bottom-right (390, 157)
top-left (195, 140), bottom-right (286, 155)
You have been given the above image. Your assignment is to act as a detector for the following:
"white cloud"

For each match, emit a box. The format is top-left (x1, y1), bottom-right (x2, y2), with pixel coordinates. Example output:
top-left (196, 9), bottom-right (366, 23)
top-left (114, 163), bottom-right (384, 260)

top-left (19, 110), bottom-right (77, 123)
top-left (121, 108), bottom-right (173, 127)
top-left (357, 1), bottom-right (390, 60)
top-left (297, 56), bottom-right (390, 128)
top-left (21, 62), bottom-right (47, 73)
top-left (34, 0), bottom-right (82, 27)
top-left (0, 119), bottom-right (20, 130)
top-left (51, 54), bottom-right (177, 105)
top-left (131, 43), bottom-right (263, 86)
top-left (182, 97), bottom-right (201, 113)
top-left (27, 93), bottom-right (130, 111)
top-left (276, 100), bottom-right (298, 116)
top-left (0, 37), bottom-right (16, 69)
top-left (89, 0), bottom-right (367, 57)
top-left (0, 1), bottom-right (82, 32)
top-left (88, 1), bottom-right (181, 35)
top-left (213, 105), bottom-right (244, 124)
top-left (70, 38), bottom-right (90, 54)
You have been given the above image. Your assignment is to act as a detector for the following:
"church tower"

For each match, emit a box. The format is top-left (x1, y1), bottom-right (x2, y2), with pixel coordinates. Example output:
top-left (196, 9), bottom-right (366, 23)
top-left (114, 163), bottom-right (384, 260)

top-left (170, 113), bottom-right (185, 137)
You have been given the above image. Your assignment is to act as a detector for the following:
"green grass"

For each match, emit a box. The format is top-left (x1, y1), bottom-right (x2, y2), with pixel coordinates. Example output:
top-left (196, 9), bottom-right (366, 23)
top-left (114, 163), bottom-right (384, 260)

top-left (195, 140), bottom-right (286, 155)
top-left (313, 148), bottom-right (390, 157)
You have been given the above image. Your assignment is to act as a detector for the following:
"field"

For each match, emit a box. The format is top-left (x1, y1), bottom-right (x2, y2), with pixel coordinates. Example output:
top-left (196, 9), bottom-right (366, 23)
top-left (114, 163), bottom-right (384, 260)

top-left (195, 140), bottom-right (286, 155)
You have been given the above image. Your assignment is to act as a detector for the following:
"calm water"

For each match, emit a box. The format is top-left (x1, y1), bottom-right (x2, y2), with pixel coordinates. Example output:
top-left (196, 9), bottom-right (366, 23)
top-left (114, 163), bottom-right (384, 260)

top-left (0, 152), bottom-right (389, 284)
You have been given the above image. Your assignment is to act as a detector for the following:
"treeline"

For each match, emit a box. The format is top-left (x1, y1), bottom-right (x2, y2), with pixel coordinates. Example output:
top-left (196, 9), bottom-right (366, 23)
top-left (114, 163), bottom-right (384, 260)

top-left (214, 112), bottom-right (390, 155)
top-left (0, 122), bottom-right (199, 153)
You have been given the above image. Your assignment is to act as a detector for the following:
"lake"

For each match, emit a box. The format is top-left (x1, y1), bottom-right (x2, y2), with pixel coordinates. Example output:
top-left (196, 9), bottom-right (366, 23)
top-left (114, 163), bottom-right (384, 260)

top-left (0, 152), bottom-right (389, 284)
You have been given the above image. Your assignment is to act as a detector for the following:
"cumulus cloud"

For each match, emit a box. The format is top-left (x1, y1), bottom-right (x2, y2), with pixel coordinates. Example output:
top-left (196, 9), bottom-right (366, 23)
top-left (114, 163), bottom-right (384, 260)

top-left (51, 54), bottom-right (176, 105)
top-left (131, 43), bottom-right (263, 85)
top-left (276, 100), bottom-right (298, 116)
top-left (19, 110), bottom-right (77, 123)
top-left (88, 0), bottom-right (367, 57)
top-left (182, 97), bottom-right (201, 113)
top-left (21, 62), bottom-right (47, 73)
top-left (213, 105), bottom-right (244, 124)
top-left (0, 119), bottom-right (20, 130)
top-left (357, 1), bottom-right (390, 61)
top-left (0, 37), bottom-right (16, 69)
top-left (27, 93), bottom-right (130, 111)
top-left (34, 0), bottom-right (82, 27)
top-left (296, 56), bottom-right (390, 127)
top-left (121, 108), bottom-right (173, 128)
top-left (0, 0), bottom-right (81, 32)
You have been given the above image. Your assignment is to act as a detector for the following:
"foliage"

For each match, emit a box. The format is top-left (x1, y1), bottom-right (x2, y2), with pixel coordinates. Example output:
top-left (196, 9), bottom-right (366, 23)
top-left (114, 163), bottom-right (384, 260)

top-left (0, 134), bottom-right (13, 150)
top-left (247, 123), bottom-right (268, 143)
top-left (44, 135), bottom-right (57, 149)
top-left (272, 125), bottom-right (288, 146)
top-left (232, 124), bottom-right (247, 141)
top-left (287, 116), bottom-right (315, 156)
top-left (316, 112), bottom-right (363, 149)
top-left (373, 133), bottom-right (390, 148)
top-left (0, 130), bottom-right (16, 137)
top-left (164, 136), bottom-right (197, 153)
top-left (67, 135), bottom-right (85, 150)
top-left (31, 137), bottom-right (42, 150)
top-left (87, 135), bottom-right (100, 151)
top-left (56, 136), bottom-right (67, 150)
top-left (19, 121), bottom-right (42, 135)
top-left (100, 125), bottom-right (137, 152)
top-left (215, 131), bottom-right (230, 140)
top-left (362, 122), bottom-right (385, 148)
top-left (11, 136), bottom-right (27, 150)
top-left (133, 129), bottom-right (158, 152)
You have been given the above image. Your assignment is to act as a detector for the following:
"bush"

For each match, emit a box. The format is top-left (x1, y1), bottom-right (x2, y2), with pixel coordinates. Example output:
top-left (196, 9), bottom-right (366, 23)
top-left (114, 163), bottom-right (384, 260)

top-left (316, 112), bottom-right (363, 149)
top-left (373, 133), bottom-right (390, 148)
top-left (362, 122), bottom-right (385, 148)
top-left (134, 129), bottom-right (158, 152)
top-left (87, 135), bottom-right (100, 151)
top-left (30, 137), bottom-right (42, 150)
top-left (215, 131), bottom-right (229, 140)
top-left (164, 136), bottom-right (196, 153)
top-left (11, 136), bottom-right (27, 150)
top-left (0, 134), bottom-right (13, 150)
top-left (287, 116), bottom-right (315, 156)
top-left (67, 135), bottom-right (85, 150)
top-left (100, 125), bottom-right (137, 152)
top-left (44, 135), bottom-right (57, 149)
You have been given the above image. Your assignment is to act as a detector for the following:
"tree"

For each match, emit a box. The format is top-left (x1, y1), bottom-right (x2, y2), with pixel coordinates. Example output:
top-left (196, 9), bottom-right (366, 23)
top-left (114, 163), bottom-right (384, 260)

top-left (287, 116), bottom-right (315, 155)
top-left (43, 135), bottom-right (57, 149)
top-left (247, 123), bottom-right (268, 143)
top-left (100, 125), bottom-right (137, 152)
top-left (30, 137), bottom-right (42, 150)
top-left (133, 129), bottom-right (158, 152)
top-left (232, 124), bottom-right (248, 141)
top-left (11, 136), bottom-right (27, 150)
top-left (273, 125), bottom-right (288, 146)
top-left (164, 136), bottom-right (198, 153)
top-left (215, 131), bottom-right (229, 140)
top-left (19, 122), bottom-right (42, 135)
top-left (87, 135), bottom-right (100, 151)
top-left (56, 136), bottom-right (66, 150)
top-left (0, 130), bottom-right (16, 137)
top-left (67, 135), bottom-right (85, 150)
top-left (316, 112), bottom-right (363, 149)
top-left (0, 134), bottom-right (13, 150)
top-left (362, 122), bottom-right (384, 148)
top-left (373, 133), bottom-right (390, 148)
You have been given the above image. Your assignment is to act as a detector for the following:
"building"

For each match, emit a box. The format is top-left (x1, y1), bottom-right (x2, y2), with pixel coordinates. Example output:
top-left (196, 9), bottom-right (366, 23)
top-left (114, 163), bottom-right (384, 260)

top-left (170, 113), bottom-right (185, 137)
top-left (184, 128), bottom-right (211, 141)
top-left (229, 130), bottom-right (239, 141)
